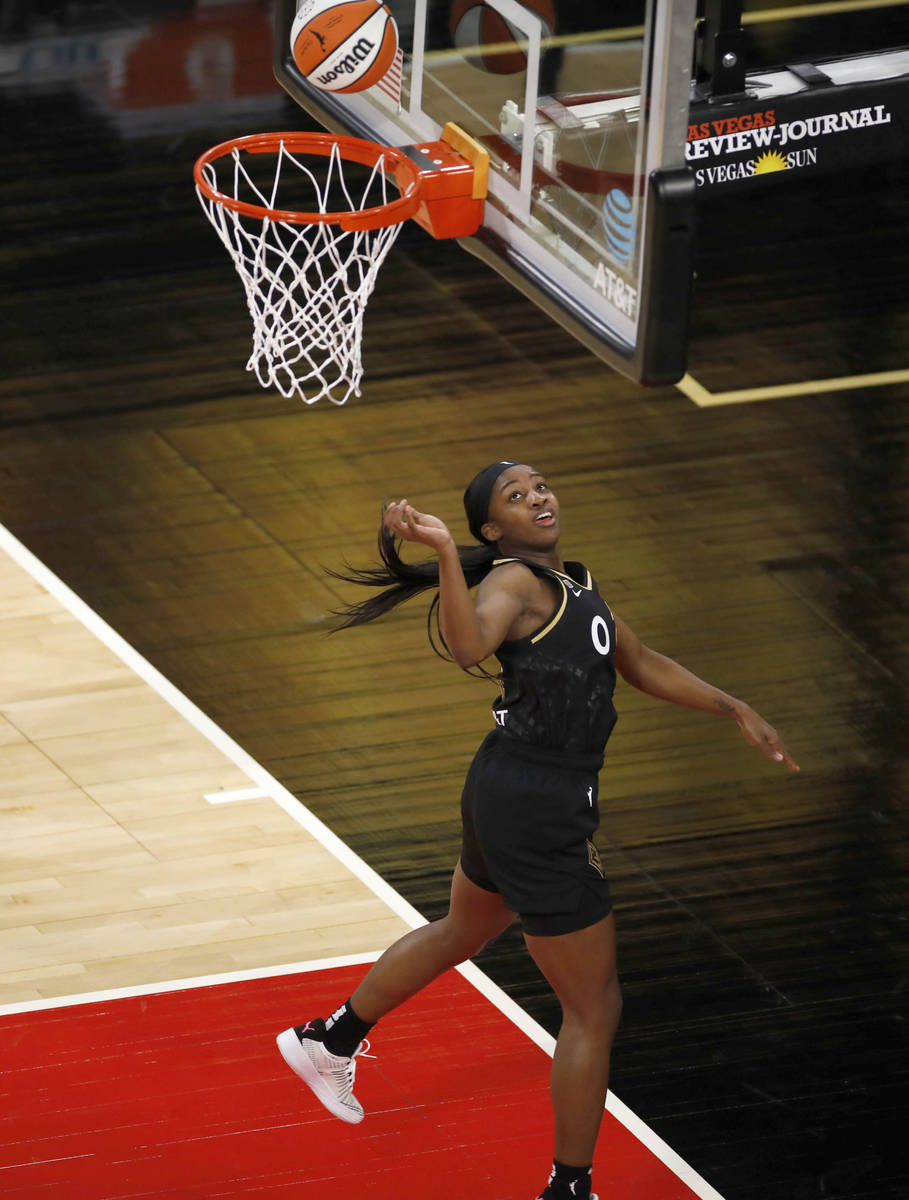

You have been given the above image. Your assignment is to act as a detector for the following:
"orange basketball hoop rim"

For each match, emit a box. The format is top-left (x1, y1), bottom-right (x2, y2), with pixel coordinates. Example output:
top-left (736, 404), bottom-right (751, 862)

top-left (193, 124), bottom-right (488, 238)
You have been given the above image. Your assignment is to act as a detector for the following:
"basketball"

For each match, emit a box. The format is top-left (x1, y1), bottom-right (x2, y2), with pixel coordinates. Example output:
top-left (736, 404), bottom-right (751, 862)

top-left (450, 0), bottom-right (555, 75)
top-left (291, 0), bottom-right (399, 94)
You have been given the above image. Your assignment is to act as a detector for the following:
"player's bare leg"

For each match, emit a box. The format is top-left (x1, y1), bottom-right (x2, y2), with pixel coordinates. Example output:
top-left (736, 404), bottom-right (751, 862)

top-left (524, 914), bottom-right (622, 1197)
top-left (351, 861), bottom-right (515, 1021)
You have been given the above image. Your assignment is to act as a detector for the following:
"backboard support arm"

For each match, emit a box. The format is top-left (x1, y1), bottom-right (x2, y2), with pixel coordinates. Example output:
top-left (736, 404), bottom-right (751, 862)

top-left (694, 0), bottom-right (748, 100)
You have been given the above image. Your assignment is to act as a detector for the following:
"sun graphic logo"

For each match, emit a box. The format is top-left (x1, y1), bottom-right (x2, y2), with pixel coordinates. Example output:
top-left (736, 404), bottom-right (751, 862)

top-left (754, 150), bottom-right (788, 175)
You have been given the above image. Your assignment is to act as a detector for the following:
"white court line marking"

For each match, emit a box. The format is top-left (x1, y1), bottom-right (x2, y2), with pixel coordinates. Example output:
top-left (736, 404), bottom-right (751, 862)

top-left (0, 951), bottom-right (385, 1018)
top-left (677, 368), bottom-right (909, 406)
top-left (204, 786), bottom-right (270, 804)
top-left (0, 522), bottom-right (726, 1200)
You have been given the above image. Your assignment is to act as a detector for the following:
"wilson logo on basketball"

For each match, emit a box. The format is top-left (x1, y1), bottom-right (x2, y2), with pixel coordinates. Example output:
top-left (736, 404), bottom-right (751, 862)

top-left (291, 0), bottom-right (399, 95)
top-left (316, 37), bottom-right (376, 85)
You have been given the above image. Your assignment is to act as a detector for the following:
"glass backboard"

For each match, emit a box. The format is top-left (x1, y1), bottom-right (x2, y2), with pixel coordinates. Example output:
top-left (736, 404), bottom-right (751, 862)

top-left (273, 0), bottom-right (698, 384)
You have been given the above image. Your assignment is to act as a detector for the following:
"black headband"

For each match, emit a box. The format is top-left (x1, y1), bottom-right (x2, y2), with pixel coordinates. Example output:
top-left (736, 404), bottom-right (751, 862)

top-left (463, 461), bottom-right (519, 544)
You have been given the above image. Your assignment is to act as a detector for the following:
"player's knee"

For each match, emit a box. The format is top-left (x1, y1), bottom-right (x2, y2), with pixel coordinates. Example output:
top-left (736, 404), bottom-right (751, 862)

top-left (561, 974), bottom-right (623, 1034)
top-left (438, 913), bottom-right (504, 963)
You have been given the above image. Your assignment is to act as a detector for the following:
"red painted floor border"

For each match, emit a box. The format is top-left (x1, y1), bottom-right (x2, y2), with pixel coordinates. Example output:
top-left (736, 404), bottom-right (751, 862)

top-left (1, 965), bottom-right (703, 1199)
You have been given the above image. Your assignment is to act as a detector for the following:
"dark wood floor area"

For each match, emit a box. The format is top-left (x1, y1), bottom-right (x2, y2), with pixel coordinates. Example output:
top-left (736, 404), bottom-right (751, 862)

top-left (2, 5), bottom-right (908, 1199)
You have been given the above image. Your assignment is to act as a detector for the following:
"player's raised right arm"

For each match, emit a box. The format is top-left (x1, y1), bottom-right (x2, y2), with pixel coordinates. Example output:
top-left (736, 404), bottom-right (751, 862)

top-left (384, 500), bottom-right (522, 668)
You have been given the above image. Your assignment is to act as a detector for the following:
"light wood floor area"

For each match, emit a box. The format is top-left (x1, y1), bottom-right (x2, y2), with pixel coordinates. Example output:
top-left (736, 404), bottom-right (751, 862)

top-left (0, 537), bottom-right (411, 1008)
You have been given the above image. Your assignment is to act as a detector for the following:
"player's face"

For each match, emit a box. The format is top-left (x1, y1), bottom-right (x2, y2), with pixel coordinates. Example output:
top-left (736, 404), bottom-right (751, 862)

top-left (483, 465), bottom-right (560, 548)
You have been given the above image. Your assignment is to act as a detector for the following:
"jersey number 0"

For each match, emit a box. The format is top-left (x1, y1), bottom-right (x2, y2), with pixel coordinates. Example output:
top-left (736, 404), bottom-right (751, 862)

top-left (591, 615), bottom-right (611, 656)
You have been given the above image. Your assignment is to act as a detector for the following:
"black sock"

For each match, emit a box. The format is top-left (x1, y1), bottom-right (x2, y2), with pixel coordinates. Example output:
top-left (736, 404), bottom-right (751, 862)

top-left (320, 998), bottom-right (375, 1058)
top-left (542, 1159), bottom-right (593, 1199)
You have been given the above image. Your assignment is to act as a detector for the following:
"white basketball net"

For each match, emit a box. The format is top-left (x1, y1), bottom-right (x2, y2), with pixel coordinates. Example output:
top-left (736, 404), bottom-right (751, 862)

top-left (196, 140), bottom-right (405, 405)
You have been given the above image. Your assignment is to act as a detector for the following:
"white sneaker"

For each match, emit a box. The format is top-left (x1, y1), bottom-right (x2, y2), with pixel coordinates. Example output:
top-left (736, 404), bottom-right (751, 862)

top-left (276, 1024), bottom-right (369, 1124)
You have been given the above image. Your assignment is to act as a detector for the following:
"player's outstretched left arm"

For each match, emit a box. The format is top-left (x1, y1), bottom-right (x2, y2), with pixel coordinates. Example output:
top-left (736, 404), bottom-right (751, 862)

top-left (613, 614), bottom-right (799, 772)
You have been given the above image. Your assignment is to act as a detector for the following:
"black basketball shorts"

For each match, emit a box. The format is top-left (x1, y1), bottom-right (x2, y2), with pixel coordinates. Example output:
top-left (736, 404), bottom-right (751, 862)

top-left (459, 730), bottom-right (612, 937)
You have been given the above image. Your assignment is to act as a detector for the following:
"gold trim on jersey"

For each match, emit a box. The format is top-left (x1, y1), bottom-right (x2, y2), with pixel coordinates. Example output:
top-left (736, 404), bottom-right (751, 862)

top-left (492, 558), bottom-right (593, 592)
top-left (551, 565), bottom-right (593, 591)
top-left (530, 578), bottom-right (568, 643)
top-left (491, 556), bottom-right (584, 644)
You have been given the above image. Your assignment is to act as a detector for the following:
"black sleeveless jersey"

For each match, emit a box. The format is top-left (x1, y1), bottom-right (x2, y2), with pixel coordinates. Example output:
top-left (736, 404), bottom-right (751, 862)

top-left (489, 557), bottom-right (618, 758)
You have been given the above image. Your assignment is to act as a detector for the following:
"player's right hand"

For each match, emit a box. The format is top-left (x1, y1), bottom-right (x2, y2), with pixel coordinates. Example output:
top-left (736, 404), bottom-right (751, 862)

top-left (384, 500), bottom-right (454, 553)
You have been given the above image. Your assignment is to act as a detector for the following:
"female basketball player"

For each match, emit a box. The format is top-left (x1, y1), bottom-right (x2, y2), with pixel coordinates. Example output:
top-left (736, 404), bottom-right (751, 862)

top-left (277, 461), bottom-right (798, 1200)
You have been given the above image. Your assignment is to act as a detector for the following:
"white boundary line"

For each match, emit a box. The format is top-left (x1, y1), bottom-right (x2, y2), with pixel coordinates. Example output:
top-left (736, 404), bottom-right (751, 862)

top-left (204, 785), bottom-right (271, 804)
top-left (0, 521), bottom-right (725, 1200)
top-left (0, 952), bottom-right (384, 1018)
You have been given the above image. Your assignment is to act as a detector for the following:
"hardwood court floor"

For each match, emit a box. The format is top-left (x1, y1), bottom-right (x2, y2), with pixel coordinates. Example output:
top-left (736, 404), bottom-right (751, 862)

top-left (1, 6), bottom-right (908, 1200)
top-left (0, 536), bottom-right (411, 1004)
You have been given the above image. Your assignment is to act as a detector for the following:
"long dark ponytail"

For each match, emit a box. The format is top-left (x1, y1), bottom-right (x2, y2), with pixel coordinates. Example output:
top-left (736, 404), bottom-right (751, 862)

top-left (328, 517), bottom-right (498, 667)
top-left (328, 462), bottom-right (520, 672)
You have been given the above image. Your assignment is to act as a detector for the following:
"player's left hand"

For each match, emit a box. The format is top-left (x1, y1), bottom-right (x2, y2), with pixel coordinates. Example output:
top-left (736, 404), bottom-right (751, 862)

top-left (736, 706), bottom-right (799, 772)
